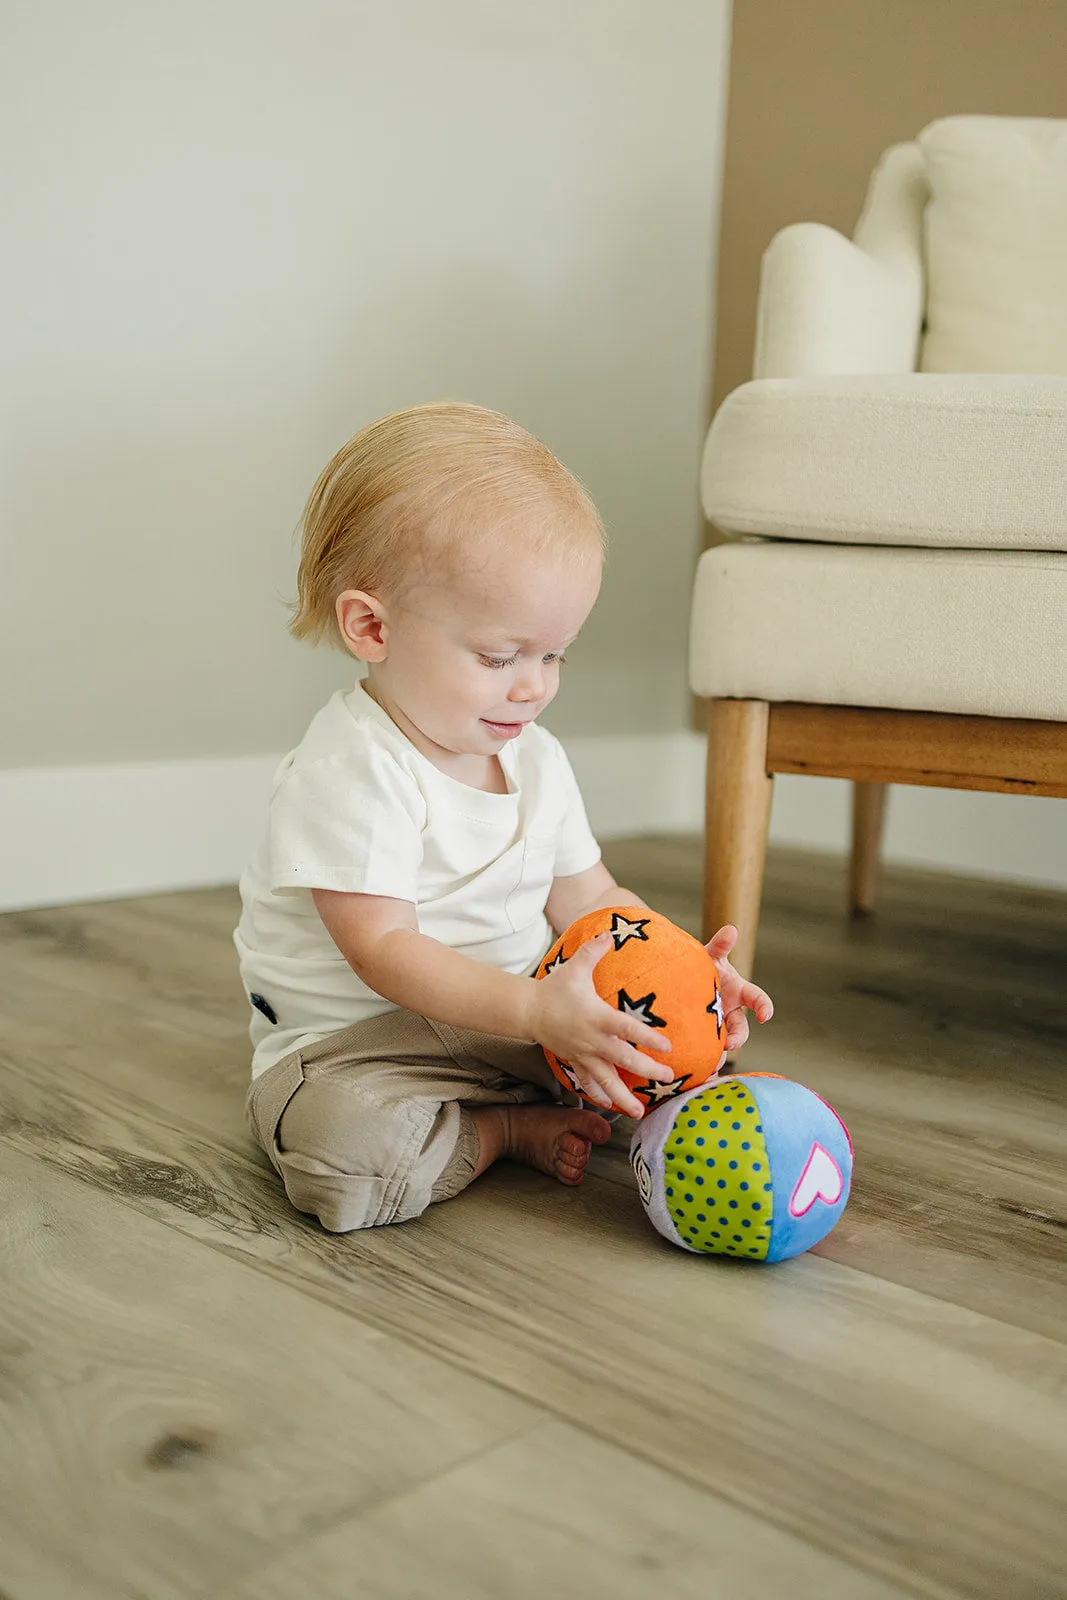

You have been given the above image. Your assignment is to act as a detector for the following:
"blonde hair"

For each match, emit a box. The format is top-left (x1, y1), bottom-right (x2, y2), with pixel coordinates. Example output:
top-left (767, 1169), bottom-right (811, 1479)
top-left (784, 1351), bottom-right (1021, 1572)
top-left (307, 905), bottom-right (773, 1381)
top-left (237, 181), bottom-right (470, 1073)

top-left (289, 401), bottom-right (607, 649)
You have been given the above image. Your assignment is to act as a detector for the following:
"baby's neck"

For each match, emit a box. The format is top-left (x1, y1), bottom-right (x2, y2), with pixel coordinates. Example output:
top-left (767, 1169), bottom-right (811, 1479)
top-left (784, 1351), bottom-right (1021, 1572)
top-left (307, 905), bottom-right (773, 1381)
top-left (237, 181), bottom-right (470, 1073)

top-left (475, 757), bottom-right (511, 795)
top-left (361, 681), bottom-right (510, 794)
top-left (428, 746), bottom-right (511, 795)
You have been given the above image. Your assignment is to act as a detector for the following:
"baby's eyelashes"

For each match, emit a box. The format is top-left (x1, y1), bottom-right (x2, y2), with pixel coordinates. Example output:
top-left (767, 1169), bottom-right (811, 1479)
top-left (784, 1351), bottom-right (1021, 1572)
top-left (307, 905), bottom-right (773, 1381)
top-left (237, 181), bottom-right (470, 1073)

top-left (479, 652), bottom-right (567, 670)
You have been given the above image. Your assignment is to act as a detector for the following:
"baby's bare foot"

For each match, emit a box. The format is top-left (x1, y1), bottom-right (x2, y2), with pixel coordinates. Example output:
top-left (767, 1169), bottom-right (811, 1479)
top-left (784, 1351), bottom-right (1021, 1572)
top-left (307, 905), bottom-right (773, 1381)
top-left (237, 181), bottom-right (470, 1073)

top-left (480, 1104), bottom-right (612, 1186)
top-left (506, 1104), bottom-right (613, 1185)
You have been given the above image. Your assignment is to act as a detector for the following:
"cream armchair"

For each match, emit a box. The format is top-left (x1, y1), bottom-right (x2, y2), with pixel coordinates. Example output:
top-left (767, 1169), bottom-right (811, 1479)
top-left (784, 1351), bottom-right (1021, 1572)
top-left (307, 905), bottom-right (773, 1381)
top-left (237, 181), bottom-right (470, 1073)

top-left (690, 116), bottom-right (1067, 976)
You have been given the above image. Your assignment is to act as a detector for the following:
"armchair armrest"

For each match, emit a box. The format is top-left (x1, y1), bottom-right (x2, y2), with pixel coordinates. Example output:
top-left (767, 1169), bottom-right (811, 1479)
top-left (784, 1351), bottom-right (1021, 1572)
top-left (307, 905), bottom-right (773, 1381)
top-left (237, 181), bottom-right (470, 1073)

top-left (753, 143), bottom-right (928, 379)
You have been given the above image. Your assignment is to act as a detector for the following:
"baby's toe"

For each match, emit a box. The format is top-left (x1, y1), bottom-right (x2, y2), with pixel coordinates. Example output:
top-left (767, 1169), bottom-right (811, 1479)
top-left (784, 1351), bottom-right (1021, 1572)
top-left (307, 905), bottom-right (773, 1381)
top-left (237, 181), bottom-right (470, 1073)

top-left (556, 1134), bottom-right (591, 1182)
top-left (573, 1111), bottom-right (613, 1145)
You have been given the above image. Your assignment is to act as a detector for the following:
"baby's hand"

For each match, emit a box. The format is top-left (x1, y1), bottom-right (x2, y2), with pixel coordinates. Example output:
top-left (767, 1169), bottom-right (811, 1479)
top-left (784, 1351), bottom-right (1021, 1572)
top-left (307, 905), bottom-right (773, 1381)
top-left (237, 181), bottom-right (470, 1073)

top-left (704, 925), bottom-right (774, 1051)
top-left (529, 931), bottom-right (673, 1119)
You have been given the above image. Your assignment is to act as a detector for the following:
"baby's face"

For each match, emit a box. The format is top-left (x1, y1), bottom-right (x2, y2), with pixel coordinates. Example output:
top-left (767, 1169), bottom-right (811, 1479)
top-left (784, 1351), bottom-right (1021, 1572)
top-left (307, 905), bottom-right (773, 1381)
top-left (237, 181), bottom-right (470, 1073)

top-left (374, 543), bottom-right (602, 761)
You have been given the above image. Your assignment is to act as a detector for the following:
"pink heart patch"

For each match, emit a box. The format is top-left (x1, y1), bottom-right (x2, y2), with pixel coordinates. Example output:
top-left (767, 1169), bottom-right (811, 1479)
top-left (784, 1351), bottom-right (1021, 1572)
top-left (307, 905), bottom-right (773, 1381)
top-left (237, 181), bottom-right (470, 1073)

top-left (789, 1142), bottom-right (843, 1217)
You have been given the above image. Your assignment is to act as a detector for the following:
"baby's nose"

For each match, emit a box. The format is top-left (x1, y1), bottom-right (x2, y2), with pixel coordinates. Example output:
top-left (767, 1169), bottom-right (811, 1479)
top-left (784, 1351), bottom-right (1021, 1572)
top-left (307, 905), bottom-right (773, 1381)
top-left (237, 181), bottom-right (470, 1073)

top-left (509, 668), bottom-right (545, 702)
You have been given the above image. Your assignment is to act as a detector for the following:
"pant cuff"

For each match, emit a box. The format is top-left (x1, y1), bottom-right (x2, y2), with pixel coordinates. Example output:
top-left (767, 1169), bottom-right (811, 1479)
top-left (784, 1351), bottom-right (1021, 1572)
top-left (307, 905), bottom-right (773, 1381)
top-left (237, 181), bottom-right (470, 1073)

top-left (428, 1109), bottom-right (480, 1203)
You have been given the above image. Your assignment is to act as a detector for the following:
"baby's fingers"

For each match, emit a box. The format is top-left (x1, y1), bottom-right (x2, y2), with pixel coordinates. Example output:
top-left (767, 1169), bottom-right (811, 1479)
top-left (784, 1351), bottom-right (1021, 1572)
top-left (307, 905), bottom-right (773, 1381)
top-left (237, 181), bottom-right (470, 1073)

top-left (579, 1059), bottom-right (647, 1120)
top-left (577, 1075), bottom-right (615, 1111)
top-left (615, 1011), bottom-right (672, 1060)
top-left (739, 980), bottom-right (774, 1023)
top-left (610, 1037), bottom-right (673, 1084)
top-left (704, 924), bottom-right (738, 963)
top-left (724, 1009), bottom-right (751, 1051)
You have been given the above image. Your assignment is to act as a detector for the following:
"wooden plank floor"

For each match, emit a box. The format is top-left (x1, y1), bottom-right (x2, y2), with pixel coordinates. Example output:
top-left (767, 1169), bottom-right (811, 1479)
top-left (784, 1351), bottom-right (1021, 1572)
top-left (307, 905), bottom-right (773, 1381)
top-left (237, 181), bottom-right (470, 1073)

top-left (1, 838), bottom-right (1065, 1600)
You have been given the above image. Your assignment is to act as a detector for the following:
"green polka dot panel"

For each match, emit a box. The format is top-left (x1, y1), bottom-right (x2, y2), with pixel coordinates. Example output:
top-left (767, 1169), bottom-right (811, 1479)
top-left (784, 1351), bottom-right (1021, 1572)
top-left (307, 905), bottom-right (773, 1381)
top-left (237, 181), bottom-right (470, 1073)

top-left (661, 1082), bottom-right (773, 1258)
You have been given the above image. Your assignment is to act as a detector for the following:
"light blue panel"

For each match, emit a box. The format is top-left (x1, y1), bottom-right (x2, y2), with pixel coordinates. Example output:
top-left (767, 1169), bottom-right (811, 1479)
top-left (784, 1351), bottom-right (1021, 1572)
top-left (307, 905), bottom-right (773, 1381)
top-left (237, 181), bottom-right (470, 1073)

top-left (734, 1076), bottom-right (853, 1263)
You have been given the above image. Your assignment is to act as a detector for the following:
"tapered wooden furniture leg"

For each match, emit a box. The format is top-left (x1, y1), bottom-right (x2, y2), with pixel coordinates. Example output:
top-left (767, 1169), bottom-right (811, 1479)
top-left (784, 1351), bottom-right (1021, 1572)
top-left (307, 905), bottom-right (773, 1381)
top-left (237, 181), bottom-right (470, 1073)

top-left (850, 781), bottom-right (887, 918)
top-left (703, 699), bottom-right (773, 978)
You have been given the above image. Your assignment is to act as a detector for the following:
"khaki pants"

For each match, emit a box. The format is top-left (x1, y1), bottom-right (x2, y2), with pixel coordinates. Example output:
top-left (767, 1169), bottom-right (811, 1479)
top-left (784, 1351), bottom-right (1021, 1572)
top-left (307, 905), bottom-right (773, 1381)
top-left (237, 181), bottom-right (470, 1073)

top-left (245, 1008), bottom-right (571, 1232)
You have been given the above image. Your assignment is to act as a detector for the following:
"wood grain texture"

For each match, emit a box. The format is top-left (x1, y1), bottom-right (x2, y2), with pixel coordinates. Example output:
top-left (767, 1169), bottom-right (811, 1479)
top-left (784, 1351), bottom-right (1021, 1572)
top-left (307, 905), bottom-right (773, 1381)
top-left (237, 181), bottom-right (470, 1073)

top-left (2, 842), bottom-right (1066, 1599)
top-left (0, 1145), bottom-right (537, 1600)
top-left (766, 704), bottom-right (1067, 797)
top-left (704, 698), bottom-right (774, 970)
top-left (850, 781), bottom-right (888, 915)
top-left (218, 1421), bottom-right (912, 1600)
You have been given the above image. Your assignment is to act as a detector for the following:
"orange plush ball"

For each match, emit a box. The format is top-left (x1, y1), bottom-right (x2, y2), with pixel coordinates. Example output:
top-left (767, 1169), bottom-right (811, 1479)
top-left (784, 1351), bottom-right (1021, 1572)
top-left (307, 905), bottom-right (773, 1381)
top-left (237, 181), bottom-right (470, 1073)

top-left (533, 906), bottom-right (725, 1111)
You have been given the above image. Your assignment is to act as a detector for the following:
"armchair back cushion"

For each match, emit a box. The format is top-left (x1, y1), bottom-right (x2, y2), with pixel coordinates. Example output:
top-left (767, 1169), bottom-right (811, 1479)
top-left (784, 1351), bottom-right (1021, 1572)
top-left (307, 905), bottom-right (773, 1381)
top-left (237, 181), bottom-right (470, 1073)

top-left (918, 116), bottom-right (1067, 375)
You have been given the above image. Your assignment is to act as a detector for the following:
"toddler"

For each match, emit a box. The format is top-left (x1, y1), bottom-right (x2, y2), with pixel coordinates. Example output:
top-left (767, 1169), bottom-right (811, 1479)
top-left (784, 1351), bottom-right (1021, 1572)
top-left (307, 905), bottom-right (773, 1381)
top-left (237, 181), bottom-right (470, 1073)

top-left (235, 402), bottom-right (772, 1232)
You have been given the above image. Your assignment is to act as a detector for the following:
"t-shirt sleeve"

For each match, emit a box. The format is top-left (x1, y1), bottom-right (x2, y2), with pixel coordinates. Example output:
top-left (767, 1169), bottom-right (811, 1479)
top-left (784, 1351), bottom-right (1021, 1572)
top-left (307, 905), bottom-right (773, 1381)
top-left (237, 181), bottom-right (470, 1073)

top-left (553, 743), bottom-right (602, 878)
top-left (267, 745), bottom-right (425, 900)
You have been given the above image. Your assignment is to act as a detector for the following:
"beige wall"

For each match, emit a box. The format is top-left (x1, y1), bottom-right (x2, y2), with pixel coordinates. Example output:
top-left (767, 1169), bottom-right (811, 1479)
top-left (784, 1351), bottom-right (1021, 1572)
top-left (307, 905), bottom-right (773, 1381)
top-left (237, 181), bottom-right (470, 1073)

top-left (1, 0), bottom-right (731, 769)
top-left (712, 0), bottom-right (1067, 413)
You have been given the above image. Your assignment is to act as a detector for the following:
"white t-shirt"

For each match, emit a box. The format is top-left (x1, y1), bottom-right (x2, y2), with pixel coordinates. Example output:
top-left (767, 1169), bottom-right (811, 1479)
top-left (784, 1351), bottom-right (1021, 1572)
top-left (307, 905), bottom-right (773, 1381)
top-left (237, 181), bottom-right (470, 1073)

top-left (233, 681), bottom-right (601, 1078)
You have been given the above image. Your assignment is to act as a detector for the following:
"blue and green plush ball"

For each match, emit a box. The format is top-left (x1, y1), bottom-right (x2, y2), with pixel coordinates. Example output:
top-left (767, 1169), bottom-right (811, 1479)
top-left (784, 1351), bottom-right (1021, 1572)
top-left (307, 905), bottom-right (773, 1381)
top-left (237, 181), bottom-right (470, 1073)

top-left (629, 1073), bottom-right (852, 1262)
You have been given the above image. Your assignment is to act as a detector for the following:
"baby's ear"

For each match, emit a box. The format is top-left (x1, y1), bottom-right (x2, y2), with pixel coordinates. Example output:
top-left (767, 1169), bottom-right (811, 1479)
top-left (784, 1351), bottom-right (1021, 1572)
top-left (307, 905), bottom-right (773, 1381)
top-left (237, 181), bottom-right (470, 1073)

top-left (336, 590), bottom-right (387, 661)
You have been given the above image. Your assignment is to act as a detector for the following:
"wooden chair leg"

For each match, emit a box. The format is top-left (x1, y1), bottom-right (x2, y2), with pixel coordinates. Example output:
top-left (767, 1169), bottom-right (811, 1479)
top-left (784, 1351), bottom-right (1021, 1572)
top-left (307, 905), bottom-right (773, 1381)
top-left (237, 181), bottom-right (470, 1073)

top-left (704, 699), bottom-right (773, 978)
top-left (850, 781), bottom-right (888, 917)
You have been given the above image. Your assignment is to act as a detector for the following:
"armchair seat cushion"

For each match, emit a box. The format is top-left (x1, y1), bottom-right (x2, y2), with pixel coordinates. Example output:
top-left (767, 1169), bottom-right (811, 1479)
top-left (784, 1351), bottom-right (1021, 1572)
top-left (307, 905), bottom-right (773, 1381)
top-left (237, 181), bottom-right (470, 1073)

top-left (702, 373), bottom-right (1067, 552)
top-left (689, 541), bottom-right (1067, 721)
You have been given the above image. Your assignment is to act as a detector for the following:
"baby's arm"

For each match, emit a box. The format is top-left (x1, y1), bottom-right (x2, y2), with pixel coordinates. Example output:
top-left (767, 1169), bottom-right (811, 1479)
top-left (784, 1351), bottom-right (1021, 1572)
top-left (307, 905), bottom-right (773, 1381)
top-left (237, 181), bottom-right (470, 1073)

top-left (313, 887), bottom-right (539, 1040)
top-left (314, 857), bottom-right (649, 1036)
top-left (311, 886), bottom-right (672, 1116)
top-left (544, 860), bottom-right (649, 936)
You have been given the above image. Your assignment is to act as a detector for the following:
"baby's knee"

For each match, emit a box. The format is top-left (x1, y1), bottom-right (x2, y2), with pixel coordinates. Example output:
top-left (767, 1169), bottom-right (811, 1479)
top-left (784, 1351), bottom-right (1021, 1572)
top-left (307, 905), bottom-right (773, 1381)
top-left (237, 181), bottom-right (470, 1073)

top-left (274, 1076), bottom-right (462, 1232)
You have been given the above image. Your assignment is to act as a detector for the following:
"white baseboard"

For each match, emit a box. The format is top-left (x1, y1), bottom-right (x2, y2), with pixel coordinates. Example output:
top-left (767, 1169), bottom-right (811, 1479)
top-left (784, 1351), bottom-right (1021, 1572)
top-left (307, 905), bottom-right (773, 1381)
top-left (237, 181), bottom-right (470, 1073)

top-left (0, 756), bottom-right (281, 913)
top-left (2, 733), bottom-right (1065, 912)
